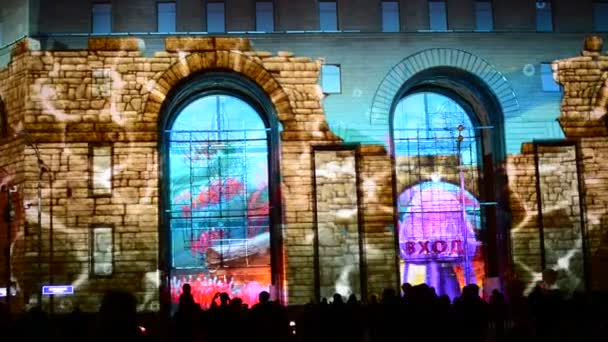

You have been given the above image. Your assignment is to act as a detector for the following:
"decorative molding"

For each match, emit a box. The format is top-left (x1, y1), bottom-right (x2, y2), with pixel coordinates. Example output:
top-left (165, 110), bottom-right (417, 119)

top-left (370, 48), bottom-right (520, 126)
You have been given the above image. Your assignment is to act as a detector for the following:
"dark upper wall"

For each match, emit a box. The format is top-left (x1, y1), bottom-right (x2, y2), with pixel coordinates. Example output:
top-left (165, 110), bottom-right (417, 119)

top-left (113, 0), bottom-right (156, 33)
top-left (227, 0), bottom-right (254, 31)
top-left (177, 0), bottom-right (205, 32)
top-left (275, 0), bottom-right (318, 31)
top-left (448, 0), bottom-right (475, 31)
top-left (402, 0), bottom-right (429, 31)
top-left (494, 0), bottom-right (535, 31)
top-left (38, 0), bottom-right (89, 33)
top-left (25, 0), bottom-right (602, 34)
top-left (553, 0), bottom-right (594, 33)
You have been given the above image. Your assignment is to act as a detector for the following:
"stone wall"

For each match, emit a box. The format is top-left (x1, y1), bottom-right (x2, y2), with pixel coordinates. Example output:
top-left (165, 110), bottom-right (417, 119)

top-left (357, 145), bottom-right (397, 297)
top-left (0, 36), bottom-right (403, 311)
top-left (509, 36), bottom-right (608, 294)
top-left (313, 148), bottom-right (361, 299)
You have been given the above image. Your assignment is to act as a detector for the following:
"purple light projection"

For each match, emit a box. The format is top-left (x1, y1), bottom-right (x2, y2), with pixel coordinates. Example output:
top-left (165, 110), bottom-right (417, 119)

top-left (398, 181), bottom-right (482, 299)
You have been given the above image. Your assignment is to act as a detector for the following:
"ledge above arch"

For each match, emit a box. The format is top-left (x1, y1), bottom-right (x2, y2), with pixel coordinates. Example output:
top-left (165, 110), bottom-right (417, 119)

top-left (370, 48), bottom-right (520, 126)
top-left (143, 50), bottom-right (295, 126)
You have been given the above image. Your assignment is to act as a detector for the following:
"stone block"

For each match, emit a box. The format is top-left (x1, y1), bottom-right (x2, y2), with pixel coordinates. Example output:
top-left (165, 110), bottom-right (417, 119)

top-left (88, 38), bottom-right (145, 52)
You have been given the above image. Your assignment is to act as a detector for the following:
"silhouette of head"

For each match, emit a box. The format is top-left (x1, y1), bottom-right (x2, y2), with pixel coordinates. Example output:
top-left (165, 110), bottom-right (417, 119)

top-left (401, 282), bottom-right (412, 295)
top-left (219, 292), bottom-right (230, 305)
top-left (182, 283), bottom-right (191, 294)
top-left (98, 290), bottom-right (138, 336)
top-left (258, 291), bottom-right (270, 304)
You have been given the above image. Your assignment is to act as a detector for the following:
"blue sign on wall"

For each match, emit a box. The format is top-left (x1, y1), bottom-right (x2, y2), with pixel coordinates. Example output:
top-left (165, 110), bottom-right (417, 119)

top-left (0, 287), bottom-right (6, 297)
top-left (42, 285), bottom-right (74, 295)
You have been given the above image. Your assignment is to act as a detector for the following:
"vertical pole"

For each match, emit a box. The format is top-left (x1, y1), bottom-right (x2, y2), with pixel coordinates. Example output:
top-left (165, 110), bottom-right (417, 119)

top-left (49, 174), bottom-right (54, 314)
top-left (457, 125), bottom-right (471, 285)
top-left (574, 142), bottom-right (591, 294)
top-left (533, 143), bottom-right (547, 271)
top-left (37, 158), bottom-right (43, 307)
top-left (5, 188), bottom-right (11, 311)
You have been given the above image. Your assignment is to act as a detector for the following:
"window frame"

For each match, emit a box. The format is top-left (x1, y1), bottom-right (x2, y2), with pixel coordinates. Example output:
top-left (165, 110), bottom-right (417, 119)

top-left (89, 224), bottom-right (115, 278)
top-left (159, 72), bottom-right (285, 302)
top-left (381, 1), bottom-right (400, 33)
top-left (89, 144), bottom-right (113, 197)
top-left (535, 0), bottom-right (554, 32)
top-left (474, 0), bottom-right (494, 32)
top-left (91, 2), bottom-right (112, 34)
top-left (206, 1), bottom-right (226, 33)
top-left (319, 1), bottom-right (339, 32)
top-left (428, 0), bottom-right (448, 31)
top-left (255, 1), bottom-right (275, 32)
top-left (321, 64), bottom-right (342, 94)
top-left (593, 1), bottom-right (608, 32)
top-left (157, 1), bottom-right (177, 33)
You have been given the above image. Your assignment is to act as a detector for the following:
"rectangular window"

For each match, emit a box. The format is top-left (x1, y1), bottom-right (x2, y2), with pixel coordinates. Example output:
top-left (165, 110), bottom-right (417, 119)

top-left (321, 64), bottom-right (341, 94)
top-left (541, 63), bottom-right (560, 92)
top-left (92, 3), bottom-right (112, 34)
top-left (319, 1), bottom-right (338, 31)
top-left (207, 2), bottom-right (225, 33)
top-left (593, 2), bottom-right (608, 32)
top-left (475, 1), bottom-right (493, 31)
top-left (256, 2), bottom-right (274, 32)
top-left (536, 1), bottom-right (553, 32)
top-left (90, 225), bottom-right (114, 277)
top-left (90, 145), bottom-right (112, 196)
top-left (382, 2), bottom-right (400, 32)
top-left (157, 2), bottom-right (176, 32)
top-left (428, 1), bottom-right (447, 31)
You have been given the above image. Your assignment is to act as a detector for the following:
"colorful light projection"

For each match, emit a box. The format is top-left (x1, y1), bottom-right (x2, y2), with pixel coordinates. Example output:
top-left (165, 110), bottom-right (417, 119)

top-left (168, 95), bottom-right (271, 306)
top-left (398, 181), bottom-right (485, 299)
top-left (393, 92), bottom-right (485, 299)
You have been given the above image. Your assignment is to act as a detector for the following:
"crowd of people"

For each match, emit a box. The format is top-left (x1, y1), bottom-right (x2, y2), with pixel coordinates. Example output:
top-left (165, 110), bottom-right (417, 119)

top-left (0, 280), bottom-right (607, 342)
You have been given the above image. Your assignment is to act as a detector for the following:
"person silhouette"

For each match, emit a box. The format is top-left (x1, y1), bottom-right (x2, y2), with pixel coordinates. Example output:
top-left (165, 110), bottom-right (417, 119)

top-left (175, 283), bottom-right (199, 341)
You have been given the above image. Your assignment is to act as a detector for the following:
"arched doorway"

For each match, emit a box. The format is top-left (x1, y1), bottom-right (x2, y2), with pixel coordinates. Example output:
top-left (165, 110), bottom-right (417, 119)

top-left (390, 68), bottom-right (508, 299)
top-left (393, 92), bottom-right (485, 298)
top-left (160, 72), bottom-right (282, 309)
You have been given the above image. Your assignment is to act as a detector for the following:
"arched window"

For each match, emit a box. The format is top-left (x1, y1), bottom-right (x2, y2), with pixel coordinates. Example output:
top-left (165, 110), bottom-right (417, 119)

top-left (166, 94), bottom-right (273, 308)
top-left (392, 92), bottom-right (485, 299)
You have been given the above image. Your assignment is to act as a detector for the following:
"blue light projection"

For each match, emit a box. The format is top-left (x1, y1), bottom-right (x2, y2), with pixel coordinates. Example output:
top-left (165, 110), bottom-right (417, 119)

top-left (393, 92), bottom-right (486, 299)
top-left (167, 95), bottom-right (271, 307)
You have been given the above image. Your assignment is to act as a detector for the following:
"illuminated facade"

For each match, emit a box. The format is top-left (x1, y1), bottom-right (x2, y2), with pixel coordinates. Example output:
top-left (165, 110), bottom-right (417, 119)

top-left (0, 0), bottom-right (606, 312)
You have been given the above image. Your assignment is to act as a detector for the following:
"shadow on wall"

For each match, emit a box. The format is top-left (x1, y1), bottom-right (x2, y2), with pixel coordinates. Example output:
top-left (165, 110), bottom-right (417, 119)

top-left (591, 213), bottom-right (608, 291)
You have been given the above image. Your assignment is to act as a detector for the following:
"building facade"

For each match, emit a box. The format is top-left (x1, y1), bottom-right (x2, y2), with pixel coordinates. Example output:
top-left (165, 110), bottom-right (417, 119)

top-left (0, 0), bottom-right (606, 312)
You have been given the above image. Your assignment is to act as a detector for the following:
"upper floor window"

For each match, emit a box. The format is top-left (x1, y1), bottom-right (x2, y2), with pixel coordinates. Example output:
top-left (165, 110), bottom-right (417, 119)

top-left (321, 64), bottom-right (341, 94)
top-left (593, 2), bottom-right (608, 32)
top-left (207, 2), bottom-right (225, 33)
top-left (157, 2), bottom-right (176, 32)
top-left (428, 1), bottom-right (447, 31)
top-left (256, 2), bottom-right (274, 32)
top-left (92, 3), bottom-right (112, 34)
top-left (475, 1), bottom-right (493, 31)
top-left (319, 1), bottom-right (338, 31)
top-left (535, 1), bottom-right (553, 32)
top-left (540, 63), bottom-right (560, 92)
top-left (382, 1), bottom-right (400, 32)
